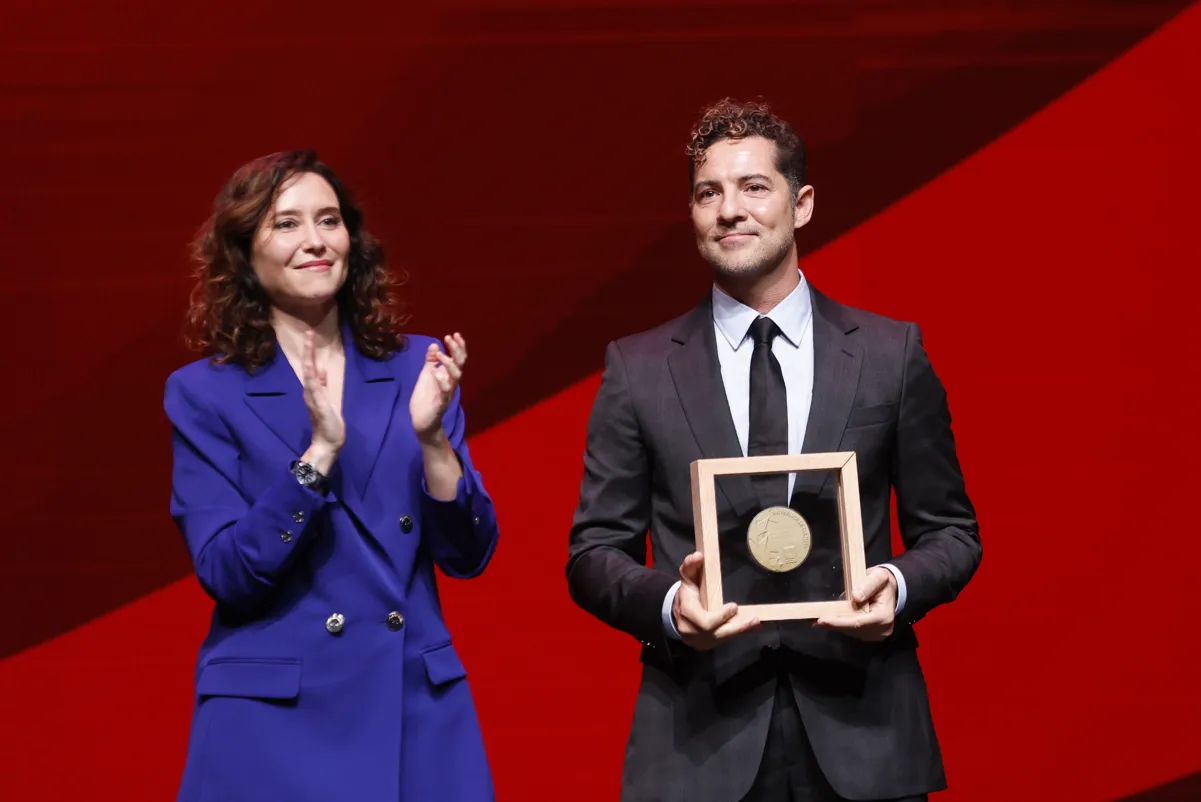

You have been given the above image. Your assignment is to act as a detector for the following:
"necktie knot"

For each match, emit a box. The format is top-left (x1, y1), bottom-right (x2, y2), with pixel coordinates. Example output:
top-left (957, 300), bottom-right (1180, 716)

top-left (749, 316), bottom-right (782, 347)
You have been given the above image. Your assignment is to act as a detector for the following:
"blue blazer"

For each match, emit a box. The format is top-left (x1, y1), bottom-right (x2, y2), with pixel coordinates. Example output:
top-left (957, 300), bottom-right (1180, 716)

top-left (164, 331), bottom-right (498, 802)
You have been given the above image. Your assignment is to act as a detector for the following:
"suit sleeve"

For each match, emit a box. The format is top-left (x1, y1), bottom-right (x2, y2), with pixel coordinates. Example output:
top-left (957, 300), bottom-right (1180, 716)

top-left (419, 387), bottom-right (499, 579)
top-left (566, 341), bottom-right (677, 647)
top-left (888, 323), bottom-right (982, 624)
top-left (165, 371), bottom-right (334, 613)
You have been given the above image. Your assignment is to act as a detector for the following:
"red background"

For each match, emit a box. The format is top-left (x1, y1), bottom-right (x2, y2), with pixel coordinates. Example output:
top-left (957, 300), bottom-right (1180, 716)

top-left (2, 1), bottom-right (1200, 799)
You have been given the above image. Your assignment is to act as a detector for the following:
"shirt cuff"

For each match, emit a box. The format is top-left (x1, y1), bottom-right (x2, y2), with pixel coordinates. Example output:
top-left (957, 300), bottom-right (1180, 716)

top-left (878, 563), bottom-right (907, 615)
top-left (661, 580), bottom-right (683, 640)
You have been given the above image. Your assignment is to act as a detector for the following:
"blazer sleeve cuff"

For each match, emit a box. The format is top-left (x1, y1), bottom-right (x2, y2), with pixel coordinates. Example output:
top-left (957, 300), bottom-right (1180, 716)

top-left (236, 468), bottom-right (335, 561)
top-left (418, 438), bottom-right (498, 578)
top-left (419, 438), bottom-right (482, 518)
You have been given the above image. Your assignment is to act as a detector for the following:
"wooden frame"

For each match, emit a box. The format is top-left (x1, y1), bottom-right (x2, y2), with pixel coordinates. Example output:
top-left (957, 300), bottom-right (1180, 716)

top-left (689, 452), bottom-right (868, 621)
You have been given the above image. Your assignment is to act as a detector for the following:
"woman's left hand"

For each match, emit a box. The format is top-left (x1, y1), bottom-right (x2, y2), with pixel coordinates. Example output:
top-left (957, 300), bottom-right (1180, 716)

top-left (410, 333), bottom-right (467, 443)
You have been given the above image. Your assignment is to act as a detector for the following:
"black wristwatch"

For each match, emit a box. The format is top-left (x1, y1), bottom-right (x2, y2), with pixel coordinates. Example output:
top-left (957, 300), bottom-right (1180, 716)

top-left (290, 460), bottom-right (329, 493)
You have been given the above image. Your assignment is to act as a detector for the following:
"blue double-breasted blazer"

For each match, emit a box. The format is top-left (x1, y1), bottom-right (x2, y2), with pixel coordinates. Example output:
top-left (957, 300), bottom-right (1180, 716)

top-left (164, 331), bottom-right (498, 801)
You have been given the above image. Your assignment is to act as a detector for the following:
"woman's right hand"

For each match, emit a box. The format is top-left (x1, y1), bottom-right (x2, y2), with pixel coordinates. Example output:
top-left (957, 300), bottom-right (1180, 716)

top-left (301, 330), bottom-right (345, 474)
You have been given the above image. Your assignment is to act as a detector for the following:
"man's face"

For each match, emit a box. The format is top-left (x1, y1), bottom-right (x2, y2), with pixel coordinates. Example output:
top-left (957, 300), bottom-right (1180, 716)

top-left (690, 136), bottom-right (812, 280)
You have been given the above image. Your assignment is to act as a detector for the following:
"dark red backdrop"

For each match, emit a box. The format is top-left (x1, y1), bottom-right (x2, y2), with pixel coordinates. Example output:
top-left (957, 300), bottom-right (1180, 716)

top-left (2, 1), bottom-right (1200, 799)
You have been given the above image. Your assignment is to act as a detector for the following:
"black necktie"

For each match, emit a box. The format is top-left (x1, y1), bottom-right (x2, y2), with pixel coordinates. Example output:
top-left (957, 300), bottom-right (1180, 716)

top-left (747, 316), bottom-right (789, 508)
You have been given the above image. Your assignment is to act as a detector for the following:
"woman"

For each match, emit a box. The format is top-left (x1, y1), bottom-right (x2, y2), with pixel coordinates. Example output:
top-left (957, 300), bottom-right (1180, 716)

top-left (164, 150), bottom-right (498, 801)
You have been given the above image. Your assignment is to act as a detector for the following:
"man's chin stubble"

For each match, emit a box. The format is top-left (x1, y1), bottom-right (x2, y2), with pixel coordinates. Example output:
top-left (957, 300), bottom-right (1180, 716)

top-left (709, 252), bottom-right (773, 279)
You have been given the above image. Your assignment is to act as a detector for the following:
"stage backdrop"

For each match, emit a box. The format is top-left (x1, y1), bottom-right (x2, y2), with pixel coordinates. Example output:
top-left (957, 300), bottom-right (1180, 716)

top-left (2, 1), bottom-right (1199, 799)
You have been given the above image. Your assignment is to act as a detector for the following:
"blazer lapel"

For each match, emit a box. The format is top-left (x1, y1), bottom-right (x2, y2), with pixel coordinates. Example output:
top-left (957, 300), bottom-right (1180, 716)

top-left (243, 349), bottom-right (310, 457)
top-left (668, 297), bottom-right (758, 519)
top-left (243, 332), bottom-right (402, 517)
top-left (339, 329), bottom-right (402, 504)
top-left (331, 332), bottom-right (402, 564)
top-left (793, 287), bottom-right (863, 501)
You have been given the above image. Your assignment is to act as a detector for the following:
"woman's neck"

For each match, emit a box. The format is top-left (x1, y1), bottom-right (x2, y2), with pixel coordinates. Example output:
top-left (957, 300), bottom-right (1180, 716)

top-left (271, 303), bottom-right (342, 362)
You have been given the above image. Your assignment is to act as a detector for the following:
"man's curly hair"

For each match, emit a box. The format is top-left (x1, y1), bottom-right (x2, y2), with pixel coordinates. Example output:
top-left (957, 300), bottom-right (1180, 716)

top-left (184, 150), bottom-right (406, 371)
top-left (686, 98), bottom-right (807, 198)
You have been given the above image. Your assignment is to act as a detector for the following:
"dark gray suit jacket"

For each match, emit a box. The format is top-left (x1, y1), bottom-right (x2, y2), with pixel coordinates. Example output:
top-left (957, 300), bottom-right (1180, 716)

top-left (566, 285), bottom-right (981, 802)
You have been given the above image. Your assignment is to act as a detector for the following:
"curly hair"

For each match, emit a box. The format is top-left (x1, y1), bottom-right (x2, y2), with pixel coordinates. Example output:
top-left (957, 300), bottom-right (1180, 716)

top-left (184, 150), bottom-right (406, 370)
top-left (685, 97), bottom-right (807, 197)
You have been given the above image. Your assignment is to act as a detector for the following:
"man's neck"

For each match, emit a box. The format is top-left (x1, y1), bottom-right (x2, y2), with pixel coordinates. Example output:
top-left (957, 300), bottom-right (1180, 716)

top-left (714, 258), bottom-right (801, 315)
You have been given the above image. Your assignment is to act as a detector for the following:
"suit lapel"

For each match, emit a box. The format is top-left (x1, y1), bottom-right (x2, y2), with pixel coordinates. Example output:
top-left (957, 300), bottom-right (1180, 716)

top-left (668, 298), bottom-right (758, 519)
top-left (243, 349), bottom-right (309, 457)
top-left (793, 287), bottom-right (863, 501)
top-left (334, 333), bottom-right (402, 561)
top-left (243, 331), bottom-right (402, 519)
top-left (339, 332), bottom-right (402, 504)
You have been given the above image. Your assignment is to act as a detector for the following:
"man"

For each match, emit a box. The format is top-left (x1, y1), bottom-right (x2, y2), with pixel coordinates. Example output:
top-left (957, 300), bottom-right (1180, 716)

top-left (566, 98), bottom-right (981, 802)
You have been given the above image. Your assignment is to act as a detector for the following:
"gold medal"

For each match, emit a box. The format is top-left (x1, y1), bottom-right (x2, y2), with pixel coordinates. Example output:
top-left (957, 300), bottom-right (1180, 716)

top-left (747, 506), bottom-right (812, 573)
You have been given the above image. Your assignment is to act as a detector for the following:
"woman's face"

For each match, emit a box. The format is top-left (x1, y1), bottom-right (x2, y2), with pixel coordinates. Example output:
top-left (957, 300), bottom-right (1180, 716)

top-left (250, 171), bottom-right (350, 312)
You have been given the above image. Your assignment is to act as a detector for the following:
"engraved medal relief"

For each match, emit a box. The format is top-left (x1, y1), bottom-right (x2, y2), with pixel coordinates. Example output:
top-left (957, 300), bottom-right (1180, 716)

top-left (747, 506), bottom-right (812, 573)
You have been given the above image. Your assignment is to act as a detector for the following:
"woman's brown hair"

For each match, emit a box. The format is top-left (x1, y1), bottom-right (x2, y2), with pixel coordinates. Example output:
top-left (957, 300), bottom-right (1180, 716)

top-left (184, 150), bottom-right (406, 370)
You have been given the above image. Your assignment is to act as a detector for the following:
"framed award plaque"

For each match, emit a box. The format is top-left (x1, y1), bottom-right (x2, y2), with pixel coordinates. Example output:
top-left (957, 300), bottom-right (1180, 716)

top-left (689, 452), bottom-right (869, 621)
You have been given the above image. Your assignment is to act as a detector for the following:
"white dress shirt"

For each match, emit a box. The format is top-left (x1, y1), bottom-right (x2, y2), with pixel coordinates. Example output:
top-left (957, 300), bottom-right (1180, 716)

top-left (661, 272), bottom-right (906, 638)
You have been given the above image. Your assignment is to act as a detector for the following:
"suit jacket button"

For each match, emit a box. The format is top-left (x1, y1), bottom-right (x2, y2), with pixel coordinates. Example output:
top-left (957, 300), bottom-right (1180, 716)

top-left (387, 612), bottom-right (404, 631)
top-left (293, 511), bottom-right (305, 523)
top-left (281, 530), bottom-right (293, 543)
top-left (399, 515), bottom-right (413, 533)
top-left (326, 613), bottom-right (344, 635)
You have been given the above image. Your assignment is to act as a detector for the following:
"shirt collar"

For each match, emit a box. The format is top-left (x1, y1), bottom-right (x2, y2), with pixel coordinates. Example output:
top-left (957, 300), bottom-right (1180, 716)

top-left (712, 271), bottom-right (813, 351)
